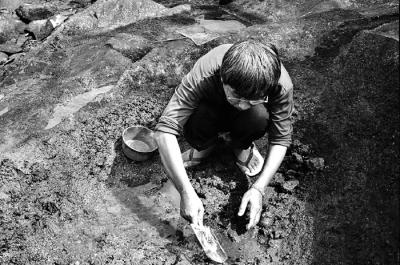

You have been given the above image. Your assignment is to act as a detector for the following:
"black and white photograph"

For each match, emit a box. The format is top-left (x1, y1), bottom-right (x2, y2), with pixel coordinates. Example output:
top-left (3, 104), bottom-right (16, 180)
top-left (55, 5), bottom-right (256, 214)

top-left (0, 0), bottom-right (398, 264)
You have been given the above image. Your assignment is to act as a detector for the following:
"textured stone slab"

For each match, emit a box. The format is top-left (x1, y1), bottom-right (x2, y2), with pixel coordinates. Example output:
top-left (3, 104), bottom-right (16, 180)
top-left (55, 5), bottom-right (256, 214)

top-left (16, 4), bottom-right (56, 22)
top-left (0, 43), bottom-right (22, 54)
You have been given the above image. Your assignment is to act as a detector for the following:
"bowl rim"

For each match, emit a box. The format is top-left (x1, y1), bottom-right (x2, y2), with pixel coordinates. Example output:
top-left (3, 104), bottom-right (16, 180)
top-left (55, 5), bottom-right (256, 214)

top-left (122, 125), bottom-right (158, 153)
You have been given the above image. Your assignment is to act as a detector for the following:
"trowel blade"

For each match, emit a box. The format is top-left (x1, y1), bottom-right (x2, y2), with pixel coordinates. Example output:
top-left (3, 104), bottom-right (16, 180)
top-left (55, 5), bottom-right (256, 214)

top-left (190, 224), bottom-right (228, 263)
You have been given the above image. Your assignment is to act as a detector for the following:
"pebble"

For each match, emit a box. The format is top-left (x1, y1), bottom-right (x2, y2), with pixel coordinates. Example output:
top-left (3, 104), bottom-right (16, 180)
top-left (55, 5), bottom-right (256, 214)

top-left (270, 172), bottom-right (284, 186)
top-left (282, 180), bottom-right (299, 192)
top-left (0, 52), bottom-right (8, 63)
top-left (286, 169), bottom-right (298, 177)
top-left (306, 157), bottom-right (325, 170)
top-left (292, 152), bottom-right (303, 163)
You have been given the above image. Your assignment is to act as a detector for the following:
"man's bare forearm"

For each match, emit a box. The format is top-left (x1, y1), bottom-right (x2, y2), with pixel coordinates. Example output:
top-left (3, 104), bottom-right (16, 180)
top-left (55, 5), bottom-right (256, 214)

top-left (154, 132), bottom-right (196, 195)
top-left (253, 144), bottom-right (287, 191)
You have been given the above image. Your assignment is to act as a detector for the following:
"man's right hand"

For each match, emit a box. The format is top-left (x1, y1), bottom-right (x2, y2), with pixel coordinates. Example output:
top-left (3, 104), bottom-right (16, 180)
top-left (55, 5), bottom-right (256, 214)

top-left (155, 132), bottom-right (204, 226)
top-left (180, 190), bottom-right (204, 226)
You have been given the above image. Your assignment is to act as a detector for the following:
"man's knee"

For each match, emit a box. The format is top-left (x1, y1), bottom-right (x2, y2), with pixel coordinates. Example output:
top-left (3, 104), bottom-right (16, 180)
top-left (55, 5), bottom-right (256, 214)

top-left (241, 104), bottom-right (269, 132)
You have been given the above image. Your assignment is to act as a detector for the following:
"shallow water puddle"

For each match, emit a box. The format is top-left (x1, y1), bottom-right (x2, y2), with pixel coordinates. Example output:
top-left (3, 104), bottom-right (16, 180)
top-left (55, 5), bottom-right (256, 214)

top-left (45, 85), bottom-right (113, 129)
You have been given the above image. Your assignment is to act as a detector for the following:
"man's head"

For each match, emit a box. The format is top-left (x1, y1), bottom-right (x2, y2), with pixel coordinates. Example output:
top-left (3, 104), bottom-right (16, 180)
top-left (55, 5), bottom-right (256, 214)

top-left (220, 40), bottom-right (281, 102)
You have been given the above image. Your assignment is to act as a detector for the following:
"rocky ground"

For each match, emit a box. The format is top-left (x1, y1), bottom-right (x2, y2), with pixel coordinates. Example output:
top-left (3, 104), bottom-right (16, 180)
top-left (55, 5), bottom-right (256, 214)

top-left (0, 0), bottom-right (398, 264)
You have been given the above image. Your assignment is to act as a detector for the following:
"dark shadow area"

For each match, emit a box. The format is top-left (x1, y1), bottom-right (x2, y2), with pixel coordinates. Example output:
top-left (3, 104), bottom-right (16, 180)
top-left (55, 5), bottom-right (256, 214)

top-left (298, 30), bottom-right (399, 264)
top-left (107, 137), bottom-right (183, 245)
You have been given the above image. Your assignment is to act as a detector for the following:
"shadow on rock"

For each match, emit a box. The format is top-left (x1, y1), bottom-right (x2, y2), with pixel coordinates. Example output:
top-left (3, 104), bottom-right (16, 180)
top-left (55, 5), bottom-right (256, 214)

top-left (107, 137), bottom-right (185, 247)
top-left (300, 29), bottom-right (399, 264)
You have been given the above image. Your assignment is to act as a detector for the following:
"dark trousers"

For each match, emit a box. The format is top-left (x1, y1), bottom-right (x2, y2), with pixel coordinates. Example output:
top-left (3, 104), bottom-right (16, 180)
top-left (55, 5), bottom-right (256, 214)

top-left (183, 101), bottom-right (269, 151)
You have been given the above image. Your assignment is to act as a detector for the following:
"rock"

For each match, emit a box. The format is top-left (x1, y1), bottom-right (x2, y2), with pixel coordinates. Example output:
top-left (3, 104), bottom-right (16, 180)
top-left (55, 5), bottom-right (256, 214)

top-left (8, 52), bottom-right (22, 62)
top-left (263, 186), bottom-right (277, 201)
top-left (227, 228), bottom-right (241, 243)
top-left (367, 21), bottom-right (399, 41)
top-left (64, 0), bottom-right (170, 33)
top-left (106, 33), bottom-right (151, 61)
top-left (159, 4), bottom-right (191, 16)
top-left (16, 4), bottom-right (56, 22)
top-left (270, 172), bottom-right (285, 186)
top-left (0, 51), bottom-right (8, 63)
top-left (16, 35), bottom-right (28, 46)
top-left (228, 181), bottom-right (237, 190)
top-left (0, 190), bottom-right (10, 201)
top-left (63, 12), bottom-right (97, 34)
top-left (269, 239), bottom-right (283, 248)
top-left (282, 180), bottom-right (299, 192)
top-left (48, 14), bottom-right (69, 28)
top-left (0, 0), bottom-right (22, 10)
top-left (175, 254), bottom-right (192, 265)
top-left (301, 0), bottom-right (349, 18)
top-left (0, 16), bottom-right (26, 44)
top-left (0, 43), bottom-right (22, 54)
top-left (27, 19), bottom-right (54, 40)
top-left (259, 216), bottom-right (273, 228)
top-left (306, 157), bottom-right (325, 170)
top-left (292, 152), bottom-right (303, 163)
top-left (92, 0), bottom-right (167, 29)
top-left (70, 0), bottom-right (93, 8)
top-left (292, 140), bottom-right (312, 155)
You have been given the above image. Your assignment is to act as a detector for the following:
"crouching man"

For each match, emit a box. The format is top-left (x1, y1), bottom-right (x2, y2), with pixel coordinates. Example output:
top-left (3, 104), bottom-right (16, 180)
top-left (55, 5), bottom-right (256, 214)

top-left (154, 40), bottom-right (293, 229)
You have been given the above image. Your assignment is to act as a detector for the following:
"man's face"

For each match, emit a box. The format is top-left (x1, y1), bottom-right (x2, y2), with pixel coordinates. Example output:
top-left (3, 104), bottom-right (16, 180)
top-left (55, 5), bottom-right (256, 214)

top-left (223, 84), bottom-right (267, 111)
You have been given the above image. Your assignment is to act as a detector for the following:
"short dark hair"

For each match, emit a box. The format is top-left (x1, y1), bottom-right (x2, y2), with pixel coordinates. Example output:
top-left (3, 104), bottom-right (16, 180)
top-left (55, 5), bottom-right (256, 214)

top-left (220, 40), bottom-right (281, 100)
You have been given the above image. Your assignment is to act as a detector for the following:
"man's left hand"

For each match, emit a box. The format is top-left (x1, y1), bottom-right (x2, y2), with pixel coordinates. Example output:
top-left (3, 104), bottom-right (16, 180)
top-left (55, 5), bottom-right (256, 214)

top-left (238, 187), bottom-right (263, 230)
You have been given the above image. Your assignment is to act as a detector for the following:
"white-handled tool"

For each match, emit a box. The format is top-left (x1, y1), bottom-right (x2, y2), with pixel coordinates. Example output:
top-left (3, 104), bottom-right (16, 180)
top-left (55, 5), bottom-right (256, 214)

top-left (190, 224), bottom-right (228, 263)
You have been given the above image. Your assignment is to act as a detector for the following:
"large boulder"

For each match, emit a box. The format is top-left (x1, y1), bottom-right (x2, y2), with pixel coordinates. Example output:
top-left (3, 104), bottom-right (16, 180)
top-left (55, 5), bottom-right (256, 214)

top-left (0, 0), bottom-right (23, 10)
top-left (26, 19), bottom-right (54, 40)
top-left (0, 15), bottom-right (25, 43)
top-left (16, 4), bottom-right (57, 23)
top-left (64, 0), bottom-right (189, 34)
top-left (106, 33), bottom-right (152, 61)
top-left (0, 43), bottom-right (22, 54)
top-left (91, 0), bottom-right (166, 29)
top-left (0, 51), bottom-right (8, 63)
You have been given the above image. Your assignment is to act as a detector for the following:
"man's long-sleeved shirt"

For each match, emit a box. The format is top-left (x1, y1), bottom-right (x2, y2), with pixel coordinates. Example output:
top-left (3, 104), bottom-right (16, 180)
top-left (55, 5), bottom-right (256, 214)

top-left (155, 44), bottom-right (294, 147)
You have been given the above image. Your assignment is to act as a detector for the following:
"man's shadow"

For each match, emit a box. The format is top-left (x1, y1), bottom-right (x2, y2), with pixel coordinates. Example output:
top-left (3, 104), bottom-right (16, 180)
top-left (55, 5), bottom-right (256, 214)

top-left (107, 137), bottom-right (185, 246)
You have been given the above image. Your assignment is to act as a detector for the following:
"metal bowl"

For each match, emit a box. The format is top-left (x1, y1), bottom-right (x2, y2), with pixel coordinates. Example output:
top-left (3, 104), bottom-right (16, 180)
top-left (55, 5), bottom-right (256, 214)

top-left (122, 125), bottom-right (158, 161)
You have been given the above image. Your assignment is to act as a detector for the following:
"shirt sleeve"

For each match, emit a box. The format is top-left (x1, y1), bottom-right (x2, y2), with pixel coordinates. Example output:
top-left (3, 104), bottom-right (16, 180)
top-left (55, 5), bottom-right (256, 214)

top-left (267, 64), bottom-right (294, 147)
top-left (155, 44), bottom-right (232, 135)
top-left (154, 82), bottom-right (202, 135)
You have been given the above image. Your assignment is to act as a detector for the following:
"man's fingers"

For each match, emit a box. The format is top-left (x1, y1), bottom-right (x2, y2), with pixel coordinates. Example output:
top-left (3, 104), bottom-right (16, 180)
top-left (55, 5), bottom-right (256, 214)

top-left (247, 206), bottom-right (261, 230)
top-left (246, 206), bottom-right (256, 229)
top-left (238, 196), bottom-right (249, 216)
